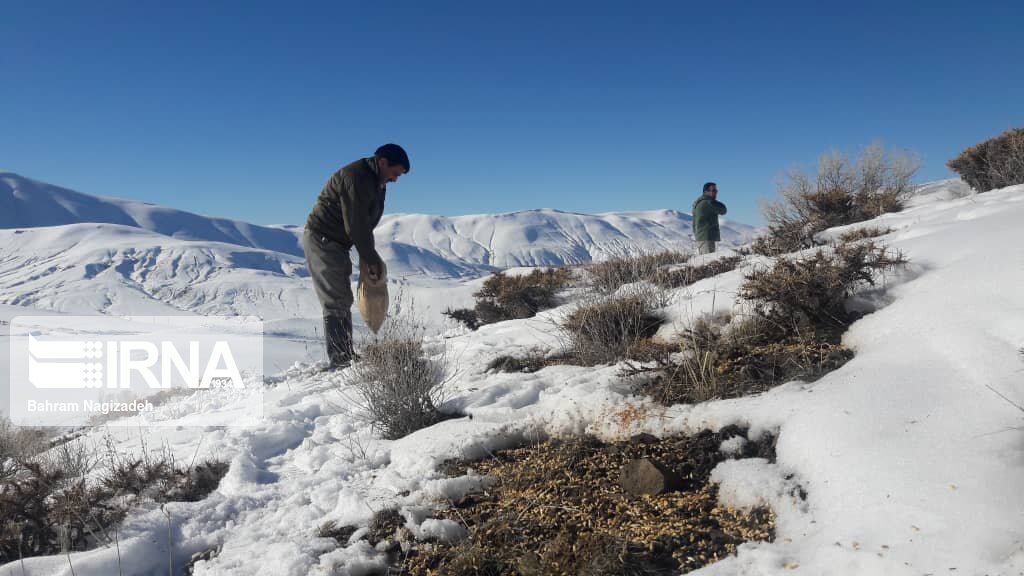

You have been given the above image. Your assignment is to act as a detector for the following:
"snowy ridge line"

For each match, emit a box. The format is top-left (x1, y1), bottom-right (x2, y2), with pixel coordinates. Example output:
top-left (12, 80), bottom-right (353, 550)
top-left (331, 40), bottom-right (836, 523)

top-left (0, 172), bottom-right (756, 320)
top-left (1, 171), bottom-right (306, 256)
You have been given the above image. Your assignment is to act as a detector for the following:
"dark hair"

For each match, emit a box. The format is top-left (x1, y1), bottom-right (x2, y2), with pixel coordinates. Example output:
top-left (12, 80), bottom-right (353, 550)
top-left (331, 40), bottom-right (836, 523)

top-left (702, 182), bottom-right (717, 193)
top-left (375, 143), bottom-right (410, 173)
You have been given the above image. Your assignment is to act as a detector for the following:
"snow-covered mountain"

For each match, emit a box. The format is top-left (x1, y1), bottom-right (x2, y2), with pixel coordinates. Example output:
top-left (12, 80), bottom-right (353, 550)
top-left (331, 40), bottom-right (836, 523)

top-left (6, 179), bottom-right (1023, 576)
top-left (376, 207), bottom-right (753, 272)
top-left (0, 172), bottom-right (755, 318)
top-left (0, 223), bottom-right (314, 318)
top-left (0, 172), bottom-right (304, 256)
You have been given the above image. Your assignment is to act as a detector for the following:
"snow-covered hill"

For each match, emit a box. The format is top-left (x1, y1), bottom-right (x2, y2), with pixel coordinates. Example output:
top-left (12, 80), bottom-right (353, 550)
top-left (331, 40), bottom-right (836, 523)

top-left (0, 222), bottom-right (313, 317)
top-left (376, 207), bottom-right (754, 273)
top-left (0, 172), bottom-right (755, 319)
top-left (8, 179), bottom-right (1023, 576)
top-left (1, 171), bottom-right (305, 256)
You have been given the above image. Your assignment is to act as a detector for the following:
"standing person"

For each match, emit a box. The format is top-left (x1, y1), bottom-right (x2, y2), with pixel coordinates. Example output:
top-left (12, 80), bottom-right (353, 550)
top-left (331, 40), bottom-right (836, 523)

top-left (303, 144), bottom-right (410, 369)
top-left (692, 182), bottom-right (727, 254)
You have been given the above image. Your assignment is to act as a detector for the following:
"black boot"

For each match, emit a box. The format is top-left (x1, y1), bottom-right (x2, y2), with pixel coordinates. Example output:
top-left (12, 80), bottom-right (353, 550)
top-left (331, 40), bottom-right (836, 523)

top-left (323, 313), bottom-right (353, 369)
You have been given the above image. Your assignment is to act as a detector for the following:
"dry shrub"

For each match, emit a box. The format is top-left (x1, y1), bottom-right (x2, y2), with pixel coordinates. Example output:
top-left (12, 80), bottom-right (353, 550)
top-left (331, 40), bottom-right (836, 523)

top-left (563, 287), bottom-right (666, 366)
top-left (316, 520), bottom-right (358, 544)
top-left (345, 318), bottom-right (451, 440)
top-left (0, 436), bottom-right (112, 562)
top-left (741, 219), bottom-right (817, 257)
top-left (163, 460), bottom-right (230, 503)
top-left (632, 315), bottom-right (741, 405)
top-left (486, 351), bottom-right (551, 374)
top-left (755, 143), bottom-right (918, 255)
top-left (668, 317), bottom-right (729, 403)
top-left (739, 241), bottom-right (907, 341)
top-left (947, 127), bottom-right (1024, 192)
top-left (471, 267), bottom-right (573, 326)
top-left (0, 418), bottom-right (47, 483)
top-left (586, 251), bottom-right (689, 294)
top-left (837, 226), bottom-right (893, 243)
top-left (636, 240), bottom-right (902, 405)
top-left (366, 507), bottom-right (405, 546)
top-left (100, 455), bottom-right (172, 497)
top-left (99, 438), bottom-right (228, 505)
top-left (627, 316), bottom-right (732, 403)
top-left (0, 421), bottom-right (227, 563)
top-left (622, 339), bottom-right (679, 364)
top-left (718, 339), bottom-right (853, 390)
top-left (442, 307), bottom-right (480, 330)
top-left (651, 255), bottom-right (743, 289)
top-left (2, 476), bottom-right (118, 560)
top-left (635, 315), bottom-right (855, 406)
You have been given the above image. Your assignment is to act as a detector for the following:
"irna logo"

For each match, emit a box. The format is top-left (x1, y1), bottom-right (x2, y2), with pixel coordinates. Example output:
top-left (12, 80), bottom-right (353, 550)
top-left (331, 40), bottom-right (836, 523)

top-left (10, 316), bottom-right (264, 427)
top-left (27, 335), bottom-right (244, 390)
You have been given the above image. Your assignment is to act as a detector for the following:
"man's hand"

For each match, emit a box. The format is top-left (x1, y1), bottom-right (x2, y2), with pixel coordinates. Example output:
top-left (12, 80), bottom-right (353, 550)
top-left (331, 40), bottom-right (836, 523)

top-left (366, 261), bottom-right (382, 282)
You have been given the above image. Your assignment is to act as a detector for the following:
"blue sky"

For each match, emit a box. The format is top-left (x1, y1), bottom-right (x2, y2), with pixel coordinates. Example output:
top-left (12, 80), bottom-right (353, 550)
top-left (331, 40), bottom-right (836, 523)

top-left (2, 0), bottom-right (1021, 226)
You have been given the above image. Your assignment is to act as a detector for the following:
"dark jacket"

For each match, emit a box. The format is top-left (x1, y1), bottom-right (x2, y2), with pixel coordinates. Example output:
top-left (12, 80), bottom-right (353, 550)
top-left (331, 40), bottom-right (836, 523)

top-left (692, 195), bottom-right (728, 241)
top-left (306, 158), bottom-right (387, 266)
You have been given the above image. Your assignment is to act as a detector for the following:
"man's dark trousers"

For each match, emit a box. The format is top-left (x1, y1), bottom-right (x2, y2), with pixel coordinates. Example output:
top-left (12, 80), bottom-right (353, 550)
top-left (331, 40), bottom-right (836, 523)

top-left (303, 228), bottom-right (354, 367)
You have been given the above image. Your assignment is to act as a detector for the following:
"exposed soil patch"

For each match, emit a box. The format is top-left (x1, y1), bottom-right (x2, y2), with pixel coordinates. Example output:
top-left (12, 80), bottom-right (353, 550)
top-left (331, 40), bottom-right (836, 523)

top-left (400, 426), bottom-right (777, 575)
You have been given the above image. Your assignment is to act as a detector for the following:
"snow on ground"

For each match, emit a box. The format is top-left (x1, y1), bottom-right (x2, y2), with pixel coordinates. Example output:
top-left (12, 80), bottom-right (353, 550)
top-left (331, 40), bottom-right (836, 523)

top-left (5, 181), bottom-right (1024, 575)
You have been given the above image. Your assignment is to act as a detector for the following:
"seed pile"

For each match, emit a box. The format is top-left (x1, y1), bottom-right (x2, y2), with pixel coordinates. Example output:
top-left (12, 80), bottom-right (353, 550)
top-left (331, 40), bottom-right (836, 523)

top-left (403, 427), bottom-right (776, 575)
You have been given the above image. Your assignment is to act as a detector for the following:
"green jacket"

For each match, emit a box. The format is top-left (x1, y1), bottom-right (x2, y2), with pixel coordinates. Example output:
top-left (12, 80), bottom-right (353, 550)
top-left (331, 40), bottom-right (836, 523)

top-left (692, 195), bottom-right (728, 241)
top-left (306, 158), bottom-right (386, 266)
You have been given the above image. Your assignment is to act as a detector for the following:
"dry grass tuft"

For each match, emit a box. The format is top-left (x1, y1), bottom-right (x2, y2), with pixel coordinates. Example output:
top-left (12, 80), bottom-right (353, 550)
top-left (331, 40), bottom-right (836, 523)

top-left (837, 226), bottom-right (893, 243)
top-left (476, 268), bottom-right (574, 324)
top-left (445, 267), bottom-right (574, 330)
top-left (651, 256), bottom-right (743, 289)
top-left (316, 520), bottom-right (358, 544)
top-left (563, 290), bottom-right (666, 366)
top-left (586, 251), bottom-right (689, 294)
top-left (635, 321), bottom-right (854, 406)
top-left (485, 350), bottom-right (556, 374)
top-left (347, 325), bottom-right (451, 440)
top-left (441, 306), bottom-right (480, 330)
top-left (367, 507), bottom-right (405, 546)
top-left (0, 423), bottom-right (227, 563)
